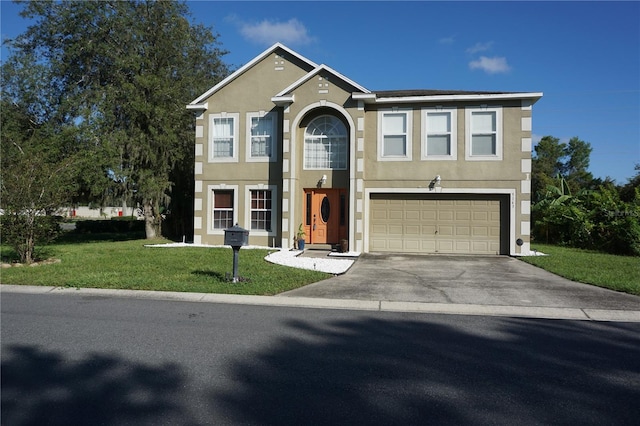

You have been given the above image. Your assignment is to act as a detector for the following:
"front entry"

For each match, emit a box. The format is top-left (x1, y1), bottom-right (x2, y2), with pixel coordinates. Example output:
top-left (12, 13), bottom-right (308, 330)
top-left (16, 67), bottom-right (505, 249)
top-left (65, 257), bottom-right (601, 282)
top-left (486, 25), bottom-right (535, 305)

top-left (303, 188), bottom-right (348, 244)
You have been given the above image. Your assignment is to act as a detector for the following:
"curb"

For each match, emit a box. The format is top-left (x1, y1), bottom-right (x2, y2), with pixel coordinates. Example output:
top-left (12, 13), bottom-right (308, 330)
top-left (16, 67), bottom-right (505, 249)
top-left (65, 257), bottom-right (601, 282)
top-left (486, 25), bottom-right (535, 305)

top-left (3, 284), bottom-right (640, 322)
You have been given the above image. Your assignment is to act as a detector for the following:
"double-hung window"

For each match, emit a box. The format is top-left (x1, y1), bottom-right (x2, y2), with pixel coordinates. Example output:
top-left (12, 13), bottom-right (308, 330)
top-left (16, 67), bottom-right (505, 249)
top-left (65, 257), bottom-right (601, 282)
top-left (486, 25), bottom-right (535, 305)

top-left (247, 112), bottom-right (276, 162)
top-left (422, 108), bottom-right (457, 160)
top-left (250, 190), bottom-right (272, 231)
top-left (465, 107), bottom-right (502, 160)
top-left (212, 190), bottom-right (234, 230)
top-left (246, 185), bottom-right (277, 235)
top-left (378, 110), bottom-right (412, 160)
top-left (209, 113), bottom-right (239, 162)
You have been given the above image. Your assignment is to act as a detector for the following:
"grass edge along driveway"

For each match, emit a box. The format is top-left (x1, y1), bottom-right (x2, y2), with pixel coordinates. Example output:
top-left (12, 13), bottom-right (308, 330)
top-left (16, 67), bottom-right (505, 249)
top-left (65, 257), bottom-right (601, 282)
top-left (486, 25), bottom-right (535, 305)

top-left (520, 243), bottom-right (640, 296)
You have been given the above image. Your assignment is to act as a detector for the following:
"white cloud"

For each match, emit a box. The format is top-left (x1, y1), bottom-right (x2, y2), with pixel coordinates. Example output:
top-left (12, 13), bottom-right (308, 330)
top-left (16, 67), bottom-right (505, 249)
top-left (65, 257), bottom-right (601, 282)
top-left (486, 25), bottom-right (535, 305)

top-left (466, 41), bottom-right (493, 54)
top-left (439, 36), bottom-right (455, 45)
top-left (469, 56), bottom-right (511, 74)
top-left (233, 17), bottom-right (314, 46)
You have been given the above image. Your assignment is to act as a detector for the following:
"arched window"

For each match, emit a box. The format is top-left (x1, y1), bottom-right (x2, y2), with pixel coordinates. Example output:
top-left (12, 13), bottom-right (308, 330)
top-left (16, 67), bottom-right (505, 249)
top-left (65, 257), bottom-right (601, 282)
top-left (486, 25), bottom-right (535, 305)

top-left (304, 115), bottom-right (347, 169)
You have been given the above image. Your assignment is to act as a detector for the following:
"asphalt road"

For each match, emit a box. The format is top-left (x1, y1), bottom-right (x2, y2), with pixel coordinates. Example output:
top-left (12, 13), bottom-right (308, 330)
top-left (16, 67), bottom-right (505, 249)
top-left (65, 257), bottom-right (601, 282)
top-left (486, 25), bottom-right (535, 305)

top-left (2, 292), bottom-right (640, 425)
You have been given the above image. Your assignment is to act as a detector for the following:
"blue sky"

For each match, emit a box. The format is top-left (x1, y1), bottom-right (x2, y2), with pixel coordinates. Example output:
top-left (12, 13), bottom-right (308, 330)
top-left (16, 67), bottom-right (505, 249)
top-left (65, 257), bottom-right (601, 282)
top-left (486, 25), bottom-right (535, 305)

top-left (2, 1), bottom-right (639, 183)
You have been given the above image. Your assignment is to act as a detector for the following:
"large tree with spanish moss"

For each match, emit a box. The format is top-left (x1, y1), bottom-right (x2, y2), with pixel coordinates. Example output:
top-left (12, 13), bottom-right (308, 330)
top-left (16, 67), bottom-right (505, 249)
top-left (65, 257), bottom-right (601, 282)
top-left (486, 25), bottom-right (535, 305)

top-left (7, 0), bottom-right (230, 239)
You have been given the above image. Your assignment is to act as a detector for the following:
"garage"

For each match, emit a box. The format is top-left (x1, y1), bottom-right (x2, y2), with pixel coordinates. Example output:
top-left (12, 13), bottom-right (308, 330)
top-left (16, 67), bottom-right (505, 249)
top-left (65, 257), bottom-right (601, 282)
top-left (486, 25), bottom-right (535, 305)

top-left (369, 194), bottom-right (508, 254)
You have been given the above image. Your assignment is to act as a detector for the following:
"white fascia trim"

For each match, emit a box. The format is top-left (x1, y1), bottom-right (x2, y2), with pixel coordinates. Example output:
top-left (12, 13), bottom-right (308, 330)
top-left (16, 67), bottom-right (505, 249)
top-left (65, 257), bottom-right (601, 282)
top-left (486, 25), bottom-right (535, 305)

top-left (188, 43), bottom-right (318, 106)
top-left (273, 64), bottom-right (371, 99)
top-left (186, 102), bottom-right (208, 111)
top-left (363, 187), bottom-right (517, 255)
top-left (372, 92), bottom-right (544, 105)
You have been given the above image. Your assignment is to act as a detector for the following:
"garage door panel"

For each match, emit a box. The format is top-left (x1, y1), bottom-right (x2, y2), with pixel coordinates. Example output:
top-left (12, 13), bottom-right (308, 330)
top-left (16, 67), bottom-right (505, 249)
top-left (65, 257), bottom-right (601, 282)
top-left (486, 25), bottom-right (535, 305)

top-left (389, 210), bottom-right (403, 220)
top-left (472, 226), bottom-right (489, 237)
top-left (370, 195), bottom-right (503, 254)
top-left (388, 225), bottom-right (403, 235)
top-left (405, 210), bottom-right (420, 221)
top-left (404, 225), bottom-right (420, 235)
top-left (421, 211), bottom-right (437, 221)
top-left (438, 211), bottom-right (454, 221)
top-left (455, 241), bottom-right (471, 252)
top-left (456, 226), bottom-right (470, 236)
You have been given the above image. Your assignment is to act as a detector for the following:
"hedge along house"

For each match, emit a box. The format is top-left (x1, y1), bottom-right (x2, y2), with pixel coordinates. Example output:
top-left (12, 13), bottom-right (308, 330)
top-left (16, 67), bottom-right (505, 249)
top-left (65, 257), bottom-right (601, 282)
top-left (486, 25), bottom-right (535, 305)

top-left (187, 43), bottom-right (542, 255)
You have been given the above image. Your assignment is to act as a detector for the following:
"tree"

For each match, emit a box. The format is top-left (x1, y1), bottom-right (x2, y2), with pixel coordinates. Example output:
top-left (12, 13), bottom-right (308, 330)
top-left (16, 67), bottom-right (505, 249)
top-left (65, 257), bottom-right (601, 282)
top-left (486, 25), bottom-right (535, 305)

top-left (11, 0), bottom-right (230, 238)
top-left (619, 164), bottom-right (640, 203)
top-left (0, 54), bottom-right (79, 263)
top-left (562, 137), bottom-right (594, 194)
top-left (531, 136), bottom-right (594, 203)
top-left (531, 136), bottom-right (566, 203)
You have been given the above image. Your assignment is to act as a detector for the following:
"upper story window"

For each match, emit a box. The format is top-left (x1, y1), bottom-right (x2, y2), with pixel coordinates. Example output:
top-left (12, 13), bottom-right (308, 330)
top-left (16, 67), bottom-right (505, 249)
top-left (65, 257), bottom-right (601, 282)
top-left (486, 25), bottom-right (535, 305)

top-left (465, 107), bottom-right (503, 161)
top-left (422, 108), bottom-right (457, 160)
top-left (304, 115), bottom-right (347, 170)
top-left (247, 112), bottom-right (277, 162)
top-left (209, 113), bottom-right (239, 162)
top-left (378, 109), bottom-right (412, 161)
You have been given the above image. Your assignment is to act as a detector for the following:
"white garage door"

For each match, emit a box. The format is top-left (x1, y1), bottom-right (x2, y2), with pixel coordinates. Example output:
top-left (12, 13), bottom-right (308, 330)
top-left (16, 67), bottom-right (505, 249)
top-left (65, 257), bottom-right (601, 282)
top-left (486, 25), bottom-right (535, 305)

top-left (369, 195), bottom-right (502, 254)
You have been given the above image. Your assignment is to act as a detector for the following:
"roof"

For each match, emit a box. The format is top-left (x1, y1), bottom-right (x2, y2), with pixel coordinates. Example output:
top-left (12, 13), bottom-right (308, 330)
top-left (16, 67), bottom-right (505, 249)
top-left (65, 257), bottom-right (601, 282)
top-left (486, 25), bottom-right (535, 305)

top-left (355, 89), bottom-right (543, 104)
top-left (373, 89), bottom-right (516, 97)
top-left (186, 44), bottom-right (542, 110)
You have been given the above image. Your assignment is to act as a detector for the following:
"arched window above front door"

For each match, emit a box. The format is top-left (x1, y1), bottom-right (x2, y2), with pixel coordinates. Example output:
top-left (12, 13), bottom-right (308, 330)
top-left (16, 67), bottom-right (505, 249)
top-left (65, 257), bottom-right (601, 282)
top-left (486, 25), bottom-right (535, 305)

top-left (304, 115), bottom-right (347, 170)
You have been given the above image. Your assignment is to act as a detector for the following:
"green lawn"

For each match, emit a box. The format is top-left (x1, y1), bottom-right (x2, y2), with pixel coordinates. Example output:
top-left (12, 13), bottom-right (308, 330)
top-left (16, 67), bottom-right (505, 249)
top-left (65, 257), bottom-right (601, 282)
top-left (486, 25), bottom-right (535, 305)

top-left (519, 244), bottom-right (640, 296)
top-left (3, 235), bottom-right (638, 298)
top-left (0, 235), bottom-right (330, 295)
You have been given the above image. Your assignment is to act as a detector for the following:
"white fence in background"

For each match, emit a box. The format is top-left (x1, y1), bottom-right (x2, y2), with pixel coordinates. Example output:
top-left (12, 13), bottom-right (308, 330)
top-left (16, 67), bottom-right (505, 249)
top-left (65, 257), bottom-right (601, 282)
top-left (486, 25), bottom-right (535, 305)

top-left (64, 206), bottom-right (144, 219)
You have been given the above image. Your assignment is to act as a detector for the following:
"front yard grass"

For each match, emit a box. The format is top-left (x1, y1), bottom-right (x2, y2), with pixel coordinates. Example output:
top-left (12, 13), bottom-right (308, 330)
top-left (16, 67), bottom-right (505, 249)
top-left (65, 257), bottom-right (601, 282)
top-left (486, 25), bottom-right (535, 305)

top-left (520, 244), bottom-right (640, 296)
top-left (0, 236), bottom-right (330, 295)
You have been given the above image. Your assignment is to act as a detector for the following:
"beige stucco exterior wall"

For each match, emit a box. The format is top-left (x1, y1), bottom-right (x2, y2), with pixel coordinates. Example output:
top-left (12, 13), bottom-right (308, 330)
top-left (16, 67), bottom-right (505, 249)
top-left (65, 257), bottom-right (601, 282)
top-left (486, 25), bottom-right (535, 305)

top-left (191, 45), bottom-right (536, 254)
top-left (361, 100), bottom-right (533, 254)
top-left (193, 50), bottom-right (314, 247)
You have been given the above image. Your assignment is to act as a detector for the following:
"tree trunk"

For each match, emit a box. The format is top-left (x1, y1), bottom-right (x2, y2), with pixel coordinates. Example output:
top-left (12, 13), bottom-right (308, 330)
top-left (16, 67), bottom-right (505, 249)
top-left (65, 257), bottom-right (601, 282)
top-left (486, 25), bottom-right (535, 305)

top-left (143, 202), bottom-right (158, 239)
top-left (143, 201), bottom-right (161, 240)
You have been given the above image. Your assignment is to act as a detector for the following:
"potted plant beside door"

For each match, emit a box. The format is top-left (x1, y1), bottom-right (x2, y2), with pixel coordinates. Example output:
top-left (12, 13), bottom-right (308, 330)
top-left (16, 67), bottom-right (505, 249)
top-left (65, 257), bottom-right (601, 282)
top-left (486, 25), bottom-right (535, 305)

top-left (296, 223), bottom-right (306, 251)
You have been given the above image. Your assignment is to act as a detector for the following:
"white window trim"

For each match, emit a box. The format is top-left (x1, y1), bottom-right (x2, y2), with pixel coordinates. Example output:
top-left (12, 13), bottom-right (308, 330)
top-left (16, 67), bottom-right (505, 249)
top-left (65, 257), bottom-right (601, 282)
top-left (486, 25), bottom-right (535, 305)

top-left (207, 184), bottom-right (239, 235)
top-left (208, 112), bottom-right (239, 163)
top-left (377, 109), bottom-right (413, 161)
top-left (245, 185), bottom-right (278, 237)
top-left (246, 111), bottom-right (278, 163)
top-left (421, 107), bottom-right (458, 161)
top-left (465, 106), bottom-right (503, 161)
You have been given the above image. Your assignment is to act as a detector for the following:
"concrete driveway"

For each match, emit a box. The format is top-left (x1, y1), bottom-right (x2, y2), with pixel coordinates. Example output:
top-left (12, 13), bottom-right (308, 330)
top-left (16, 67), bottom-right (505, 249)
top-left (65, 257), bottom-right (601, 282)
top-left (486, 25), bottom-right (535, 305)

top-left (280, 254), bottom-right (640, 311)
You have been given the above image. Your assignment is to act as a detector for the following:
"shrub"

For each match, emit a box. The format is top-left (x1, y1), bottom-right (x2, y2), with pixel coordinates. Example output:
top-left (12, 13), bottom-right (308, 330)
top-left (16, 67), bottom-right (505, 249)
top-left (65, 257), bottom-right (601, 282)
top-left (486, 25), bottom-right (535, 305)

top-left (75, 218), bottom-right (145, 234)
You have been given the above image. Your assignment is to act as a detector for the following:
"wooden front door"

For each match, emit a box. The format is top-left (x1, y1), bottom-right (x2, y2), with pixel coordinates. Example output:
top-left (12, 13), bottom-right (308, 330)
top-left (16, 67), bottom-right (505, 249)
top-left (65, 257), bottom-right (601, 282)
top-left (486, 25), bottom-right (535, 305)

top-left (303, 189), bottom-right (347, 244)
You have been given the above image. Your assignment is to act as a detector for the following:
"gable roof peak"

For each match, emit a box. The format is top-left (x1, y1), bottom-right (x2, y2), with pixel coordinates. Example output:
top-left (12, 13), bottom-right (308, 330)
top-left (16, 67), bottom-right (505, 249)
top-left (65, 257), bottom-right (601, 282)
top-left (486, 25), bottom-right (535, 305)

top-left (188, 42), bottom-right (318, 106)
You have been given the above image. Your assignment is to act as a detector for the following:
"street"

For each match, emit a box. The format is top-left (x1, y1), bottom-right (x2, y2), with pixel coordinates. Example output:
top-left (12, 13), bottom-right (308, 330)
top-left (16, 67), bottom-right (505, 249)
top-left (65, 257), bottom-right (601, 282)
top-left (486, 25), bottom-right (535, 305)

top-left (2, 292), bottom-right (640, 425)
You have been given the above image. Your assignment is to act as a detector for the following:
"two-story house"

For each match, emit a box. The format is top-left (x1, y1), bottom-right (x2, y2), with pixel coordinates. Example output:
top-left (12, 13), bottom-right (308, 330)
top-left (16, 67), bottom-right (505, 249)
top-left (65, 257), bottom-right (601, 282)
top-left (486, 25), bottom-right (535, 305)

top-left (187, 43), bottom-right (542, 256)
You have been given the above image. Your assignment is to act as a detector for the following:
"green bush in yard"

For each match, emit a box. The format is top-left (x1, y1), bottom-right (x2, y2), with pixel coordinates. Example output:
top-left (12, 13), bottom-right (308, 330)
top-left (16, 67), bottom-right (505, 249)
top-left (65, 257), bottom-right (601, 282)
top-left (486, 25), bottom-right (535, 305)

top-left (533, 177), bottom-right (640, 256)
top-left (0, 215), bottom-right (62, 263)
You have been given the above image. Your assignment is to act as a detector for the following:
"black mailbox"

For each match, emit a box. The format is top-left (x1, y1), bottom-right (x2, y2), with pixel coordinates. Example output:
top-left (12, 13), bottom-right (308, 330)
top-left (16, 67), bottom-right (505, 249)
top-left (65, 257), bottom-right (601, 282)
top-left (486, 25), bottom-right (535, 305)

top-left (224, 223), bottom-right (249, 247)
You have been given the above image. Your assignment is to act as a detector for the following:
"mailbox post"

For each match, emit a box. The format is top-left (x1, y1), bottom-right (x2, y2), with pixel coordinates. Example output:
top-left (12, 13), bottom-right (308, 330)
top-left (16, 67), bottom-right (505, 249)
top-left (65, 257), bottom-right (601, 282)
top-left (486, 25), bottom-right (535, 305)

top-left (224, 223), bottom-right (249, 283)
